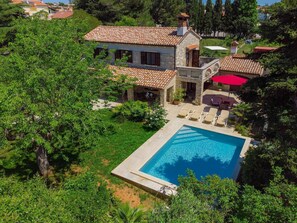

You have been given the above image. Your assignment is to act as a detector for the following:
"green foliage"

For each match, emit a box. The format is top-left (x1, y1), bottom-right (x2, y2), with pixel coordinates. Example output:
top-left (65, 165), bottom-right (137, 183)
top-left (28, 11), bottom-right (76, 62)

top-left (261, 5), bottom-right (297, 45)
top-left (74, 0), bottom-right (153, 25)
top-left (0, 18), bottom-right (128, 177)
top-left (196, 0), bottom-right (204, 34)
top-left (213, 0), bottom-right (223, 35)
top-left (111, 203), bottom-right (147, 223)
top-left (203, 0), bottom-right (213, 35)
top-left (150, 0), bottom-right (186, 26)
top-left (232, 0), bottom-right (258, 37)
top-left (188, 0), bottom-right (199, 31)
top-left (238, 4), bottom-right (297, 187)
top-left (150, 173), bottom-right (239, 222)
top-left (0, 173), bottom-right (112, 222)
top-left (223, 0), bottom-right (233, 33)
top-left (144, 103), bottom-right (167, 130)
top-left (173, 88), bottom-right (185, 102)
top-left (235, 169), bottom-right (297, 223)
top-left (112, 101), bottom-right (149, 122)
top-left (0, 0), bottom-right (24, 46)
top-left (150, 171), bottom-right (297, 223)
top-left (72, 9), bottom-right (101, 32)
top-left (115, 16), bottom-right (138, 26)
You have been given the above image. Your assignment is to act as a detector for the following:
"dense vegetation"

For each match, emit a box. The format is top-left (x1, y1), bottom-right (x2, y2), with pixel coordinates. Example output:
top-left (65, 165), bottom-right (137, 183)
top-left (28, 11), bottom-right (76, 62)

top-left (0, 0), bottom-right (296, 222)
top-left (74, 0), bottom-right (258, 37)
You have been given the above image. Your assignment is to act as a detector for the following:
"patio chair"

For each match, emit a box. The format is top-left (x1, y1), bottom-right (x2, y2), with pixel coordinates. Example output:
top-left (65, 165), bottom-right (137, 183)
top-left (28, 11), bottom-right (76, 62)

top-left (177, 103), bottom-right (192, 118)
top-left (216, 110), bottom-right (230, 127)
top-left (203, 107), bottom-right (218, 124)
top-left (189, 106), bottom-right (204, 121)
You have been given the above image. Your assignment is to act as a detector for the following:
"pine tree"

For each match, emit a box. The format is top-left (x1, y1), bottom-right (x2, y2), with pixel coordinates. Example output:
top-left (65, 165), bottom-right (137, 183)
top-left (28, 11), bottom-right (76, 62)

top-left (188, 0), bottom-right (199, 32)
top-left (231, 0), bottom-right (240, 35)
top-left (223, 0), bottom-right (233, 34)
top-left (212, 0), bottom-right (223, 36)
top-left (196, 0), bottom-right (204, 34)
top-left (203, 0), bottom-right (213, 35)
top-left (232, 0), bottom-right (258, 37)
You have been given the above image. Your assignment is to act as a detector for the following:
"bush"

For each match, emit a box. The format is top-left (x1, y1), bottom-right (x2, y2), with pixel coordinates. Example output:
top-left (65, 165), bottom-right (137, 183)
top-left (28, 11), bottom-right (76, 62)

top-left (0, 173), bottom-right (112, 223)
top-left (144, 103), bottom-right (167, 130)
top-left (112, 100), bottom-right (149, 122)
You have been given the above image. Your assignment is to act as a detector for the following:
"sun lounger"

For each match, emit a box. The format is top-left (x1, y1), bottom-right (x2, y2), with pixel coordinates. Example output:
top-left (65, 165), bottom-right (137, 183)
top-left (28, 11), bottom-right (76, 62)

top-left (216, 110), bottom-right (230, 127)
top-left (177, 104), bottom-right (192, 118)
top-left (189, 106), bottom-right (204, 121)
top-left (203, 107), bottom-right (218, 124)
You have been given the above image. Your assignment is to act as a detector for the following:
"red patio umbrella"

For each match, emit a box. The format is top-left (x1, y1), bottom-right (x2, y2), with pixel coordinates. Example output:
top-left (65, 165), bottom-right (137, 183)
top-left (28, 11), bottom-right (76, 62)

top-left (211, 75), bottom-right (248, 86)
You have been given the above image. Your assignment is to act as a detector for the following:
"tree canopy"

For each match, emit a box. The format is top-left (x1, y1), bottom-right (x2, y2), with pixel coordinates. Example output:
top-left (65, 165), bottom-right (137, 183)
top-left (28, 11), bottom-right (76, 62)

top-left (0, 18), bottom-right (134, 177)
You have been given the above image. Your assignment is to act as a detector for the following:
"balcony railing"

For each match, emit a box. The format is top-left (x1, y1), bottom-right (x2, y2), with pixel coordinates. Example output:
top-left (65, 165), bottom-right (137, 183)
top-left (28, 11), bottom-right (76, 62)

top-left (177, 58), bottom-right (220, 80)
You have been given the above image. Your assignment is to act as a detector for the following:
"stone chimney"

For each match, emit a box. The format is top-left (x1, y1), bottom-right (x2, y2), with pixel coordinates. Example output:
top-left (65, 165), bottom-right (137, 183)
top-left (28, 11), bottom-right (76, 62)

top-left (231, 41), bottom-right (239, 55)
top-left (177, 13), bottom-right (189, 36)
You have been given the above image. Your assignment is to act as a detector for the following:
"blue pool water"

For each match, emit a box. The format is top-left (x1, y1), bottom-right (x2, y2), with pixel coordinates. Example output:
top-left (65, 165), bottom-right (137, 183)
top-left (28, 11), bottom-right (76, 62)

top-left (140, 125), bottom-right (245, 185)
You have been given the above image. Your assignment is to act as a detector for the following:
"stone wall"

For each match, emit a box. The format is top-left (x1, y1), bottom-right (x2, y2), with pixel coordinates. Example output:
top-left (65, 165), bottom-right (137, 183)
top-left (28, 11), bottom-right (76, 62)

top-left (175, 31), bottom-right (201, 67)
top-left (96, 42), bottom-right (175, 70)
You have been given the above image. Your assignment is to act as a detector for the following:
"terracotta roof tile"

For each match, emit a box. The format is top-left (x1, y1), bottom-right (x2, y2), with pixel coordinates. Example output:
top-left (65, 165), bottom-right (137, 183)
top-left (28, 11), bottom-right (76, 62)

top-left (109, 65), bottom-right (176, 89)
top-left (85, 26), bottom-right (186, 46)
top-left (51, 11), bottom-right (73, 19)
top-left (220, 56), bottom-right (264, 76)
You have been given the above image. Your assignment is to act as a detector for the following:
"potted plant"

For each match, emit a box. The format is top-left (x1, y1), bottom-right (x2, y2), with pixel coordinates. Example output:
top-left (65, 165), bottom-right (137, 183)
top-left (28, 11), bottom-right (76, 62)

top-left (172, 88), bottom-right (185, 105)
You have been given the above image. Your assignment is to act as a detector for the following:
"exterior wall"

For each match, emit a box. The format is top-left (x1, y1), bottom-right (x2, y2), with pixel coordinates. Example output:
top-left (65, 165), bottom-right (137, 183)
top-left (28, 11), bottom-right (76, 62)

top-left (176, 59), bottom-right (220, 104)
top-left (175, 31), bottom-right (200, 67)
top-left (23, 6), bottom-right (49, 16)
top-left (96, 42), bottom-right (175, 70)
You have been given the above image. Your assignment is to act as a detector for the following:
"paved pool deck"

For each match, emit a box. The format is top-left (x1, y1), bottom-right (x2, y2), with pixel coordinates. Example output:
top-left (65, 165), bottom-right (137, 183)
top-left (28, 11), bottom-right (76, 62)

top-left (111, 118), bottom-right (251, 197)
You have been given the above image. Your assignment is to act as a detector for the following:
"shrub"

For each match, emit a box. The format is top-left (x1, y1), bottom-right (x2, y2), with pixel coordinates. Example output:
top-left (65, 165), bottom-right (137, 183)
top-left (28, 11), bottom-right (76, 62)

top-left (112, 100), bottom-right (149, 122)
top-left (144, 103), bottom-right (167, 130)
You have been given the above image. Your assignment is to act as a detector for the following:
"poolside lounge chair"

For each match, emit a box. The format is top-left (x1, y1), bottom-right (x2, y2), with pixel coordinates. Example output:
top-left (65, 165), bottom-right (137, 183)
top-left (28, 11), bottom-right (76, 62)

top-left (203, 107), bottom-right (218, 124)
top-left (189, 106), bottom-right (204, 121)
top-left (177, 104), bottom-right (192, 118)
top-left (216, 110), bottom-right (230, 127)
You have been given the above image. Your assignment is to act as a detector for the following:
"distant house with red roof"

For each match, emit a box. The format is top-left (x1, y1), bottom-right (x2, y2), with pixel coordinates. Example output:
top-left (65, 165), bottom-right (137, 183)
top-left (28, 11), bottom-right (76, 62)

top-left (11, 0), bottom-right (49, 16)
top-left (51, 11), bottom-right (73, 19)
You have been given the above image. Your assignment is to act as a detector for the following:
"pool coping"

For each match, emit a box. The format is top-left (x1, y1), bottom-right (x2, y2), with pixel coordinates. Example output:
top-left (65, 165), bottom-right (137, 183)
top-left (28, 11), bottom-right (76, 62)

top-left (111, 119), bottom-right (251, 197)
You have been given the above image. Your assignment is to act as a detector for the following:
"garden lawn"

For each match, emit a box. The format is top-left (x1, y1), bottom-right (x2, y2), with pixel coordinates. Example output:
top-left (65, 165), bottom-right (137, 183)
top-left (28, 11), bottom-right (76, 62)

top-left (200, 38), bottom-right (230, 57)
top-left (79, 109), bottom-right (156, 184)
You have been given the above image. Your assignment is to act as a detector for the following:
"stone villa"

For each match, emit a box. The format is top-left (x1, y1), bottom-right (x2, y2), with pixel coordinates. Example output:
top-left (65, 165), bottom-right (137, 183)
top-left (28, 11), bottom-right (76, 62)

top-left (85, 13), bottom-right (220, 106)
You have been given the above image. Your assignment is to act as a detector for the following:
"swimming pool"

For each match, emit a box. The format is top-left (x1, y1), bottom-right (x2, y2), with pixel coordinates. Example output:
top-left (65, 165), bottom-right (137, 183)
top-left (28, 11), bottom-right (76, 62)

top-left (140, 125), bottom-right (245, 185)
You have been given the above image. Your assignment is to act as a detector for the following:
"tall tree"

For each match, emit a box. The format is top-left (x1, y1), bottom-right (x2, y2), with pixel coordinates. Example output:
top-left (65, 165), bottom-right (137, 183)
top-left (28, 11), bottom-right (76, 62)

top-left (150, 0), bottom-right (186, 26)
top-left (232, 0), bottom-right (258, 37)
top-left (223, 0), bottom-right (232, 34)
top-left (0, 0), bottom-right (24, 46)
top-left (212, 0), bottom-right (223, 36)
top-left (0, 18), bottom-right (133, 177)
top-left (203, 0), bottom-right (213, 35)
top-left (188, 0), bottom-right (199, 32)
top-left (239, 4), bottom-right (297, 187)
top-left (196, 0), bottom-right (204, 34)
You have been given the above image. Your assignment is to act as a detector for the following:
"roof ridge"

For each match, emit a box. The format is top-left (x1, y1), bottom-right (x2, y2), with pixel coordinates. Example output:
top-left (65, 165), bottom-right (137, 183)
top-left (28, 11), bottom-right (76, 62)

top-left (95, 25), bottom-right (177, 29)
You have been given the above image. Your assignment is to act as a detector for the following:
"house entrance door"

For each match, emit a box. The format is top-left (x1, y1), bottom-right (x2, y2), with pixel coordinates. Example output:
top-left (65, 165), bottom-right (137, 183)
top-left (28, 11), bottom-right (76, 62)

top-left (186, 82), bottom-right (196, 101)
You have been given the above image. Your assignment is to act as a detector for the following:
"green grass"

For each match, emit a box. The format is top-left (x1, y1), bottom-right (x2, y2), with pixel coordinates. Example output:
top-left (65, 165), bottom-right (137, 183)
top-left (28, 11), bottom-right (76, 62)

top-left (200, 38), bottom-right (230, 58)
top-left (79, 109), bottom-right (156, 183)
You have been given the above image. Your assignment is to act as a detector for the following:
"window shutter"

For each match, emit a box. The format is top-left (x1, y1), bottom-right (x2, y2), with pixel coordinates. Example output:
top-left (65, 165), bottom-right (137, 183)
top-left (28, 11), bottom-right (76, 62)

top-left (127, 51), bottom-right (133, 63)
top-left (141, 52), bottom-right (147, 64)
top-left (155, 53), bottom-right (160, 66)
top-left (93, 48), bottom-right (100, 58)
top-left (115, 50), bottom-right (121, 60)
